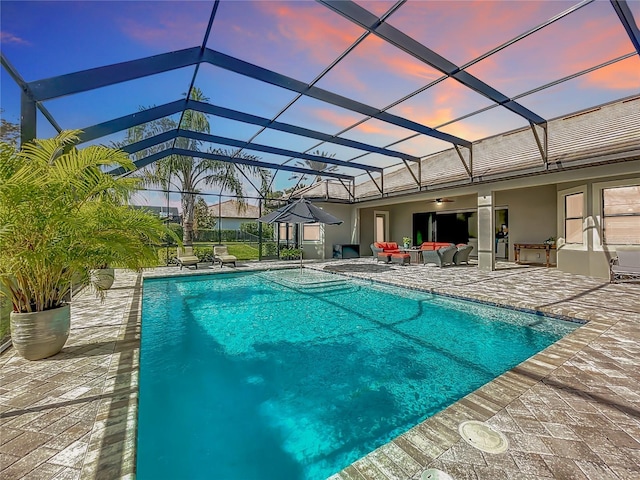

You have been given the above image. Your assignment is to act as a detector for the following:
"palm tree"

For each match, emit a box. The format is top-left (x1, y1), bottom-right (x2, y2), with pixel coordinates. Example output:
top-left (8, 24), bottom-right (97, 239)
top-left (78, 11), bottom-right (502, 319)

top-left (134, 87), bottom-right (272, 244)
top-left (289, 150), bottom-right (338, 183)
top-left (0, 130), bottom-right (170, 313)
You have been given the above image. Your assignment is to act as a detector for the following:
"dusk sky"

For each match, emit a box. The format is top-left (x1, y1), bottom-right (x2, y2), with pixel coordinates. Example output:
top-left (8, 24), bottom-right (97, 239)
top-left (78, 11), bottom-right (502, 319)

top-left (2, 0), bottom-right (639, 206)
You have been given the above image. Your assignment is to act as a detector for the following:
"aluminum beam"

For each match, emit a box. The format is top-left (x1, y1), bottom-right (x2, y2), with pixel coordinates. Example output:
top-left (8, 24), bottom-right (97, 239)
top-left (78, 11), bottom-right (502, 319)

top-left (78, 99), bottom-right (420, 163)
top-left (121, 128), bottom-right (383, 172)
top-left (611, 0), bottom-right (640, 55)
top-left (179, 130), bottom-right (383, 172)
top-left (20, 92), bottom-right (36, 146)
top-left (171, 148), bottom-right (354, 180)
top-left (26, 47), bottom-right (469, 147)
top-left (320, 0), bottom-right (547, 126)
top-left (27, 48), bottom-right (202, 101)
top-left (189, 100), bottom-right (422, 161)
top-left (78, 101), bottom-right (187, 144)
top-left (113, 147), bottom-right (355, 180)
top-left (2, 52), bottom-right (62, 136)
top-left (201, 48), bottom-right (471, 147)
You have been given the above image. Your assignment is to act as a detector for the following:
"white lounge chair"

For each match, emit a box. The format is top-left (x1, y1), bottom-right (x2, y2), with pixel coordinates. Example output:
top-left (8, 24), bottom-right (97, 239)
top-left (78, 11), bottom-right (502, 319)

top-left (610, 246), bottom-right (640, 283)
top-left (176, 246), bottom-right (199, 270)
top-left (214, 245), bottom-right (237, 268)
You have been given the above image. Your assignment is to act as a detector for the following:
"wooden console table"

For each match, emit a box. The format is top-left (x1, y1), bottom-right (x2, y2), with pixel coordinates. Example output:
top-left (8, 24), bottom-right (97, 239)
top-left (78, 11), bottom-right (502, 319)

top-left (514, 243), bottom-right (556, 267)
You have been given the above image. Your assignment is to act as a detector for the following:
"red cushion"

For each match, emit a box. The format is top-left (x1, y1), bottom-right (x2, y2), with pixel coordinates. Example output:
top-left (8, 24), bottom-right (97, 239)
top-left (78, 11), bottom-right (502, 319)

top-left (374, 242), bottom-right (384, 249)
top-left (387, 242), bottom-right (398, 250)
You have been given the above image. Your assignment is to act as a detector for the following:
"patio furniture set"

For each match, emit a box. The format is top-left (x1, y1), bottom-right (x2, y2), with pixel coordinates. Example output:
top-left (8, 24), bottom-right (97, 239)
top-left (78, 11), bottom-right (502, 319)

top-left (371, 241), bottom-right (473, 267)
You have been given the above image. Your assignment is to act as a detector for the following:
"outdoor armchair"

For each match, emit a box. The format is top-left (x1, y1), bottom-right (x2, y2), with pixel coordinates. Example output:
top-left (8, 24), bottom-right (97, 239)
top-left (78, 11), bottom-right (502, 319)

top-left (214, 245), bottom-right (237, 268)
top-left (421, 244), bottom-right (457, 267)
top-left (176, 246), bottom-right (199, 270)
top-left (453, 244), bottom-right (474, 265)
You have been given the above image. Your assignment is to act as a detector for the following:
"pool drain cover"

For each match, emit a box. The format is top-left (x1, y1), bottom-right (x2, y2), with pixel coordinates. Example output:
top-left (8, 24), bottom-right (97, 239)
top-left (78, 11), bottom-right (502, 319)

top-left (458, 420), bottom-right (509, 454)
top-left (421, 469), bottom-right (453, 480)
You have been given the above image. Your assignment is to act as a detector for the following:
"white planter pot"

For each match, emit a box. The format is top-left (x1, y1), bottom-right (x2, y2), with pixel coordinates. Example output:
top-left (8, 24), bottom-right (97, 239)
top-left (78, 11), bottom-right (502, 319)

top-left (10, 304), bottom-right (70, 360)
top-left (91, 267), bottom-right (115, 290)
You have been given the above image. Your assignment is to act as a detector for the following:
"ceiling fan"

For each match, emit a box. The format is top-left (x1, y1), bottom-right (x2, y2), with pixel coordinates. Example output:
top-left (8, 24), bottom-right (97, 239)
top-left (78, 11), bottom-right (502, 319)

top-left (428, 198), bottom-right (455, 205)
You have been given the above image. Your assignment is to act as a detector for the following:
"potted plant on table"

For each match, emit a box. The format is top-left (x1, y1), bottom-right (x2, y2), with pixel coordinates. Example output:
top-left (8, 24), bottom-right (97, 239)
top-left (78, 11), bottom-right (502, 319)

top-left (0, 131), bottom-right (172, 360)
top-left (402, 236), bottom-right (412, 248)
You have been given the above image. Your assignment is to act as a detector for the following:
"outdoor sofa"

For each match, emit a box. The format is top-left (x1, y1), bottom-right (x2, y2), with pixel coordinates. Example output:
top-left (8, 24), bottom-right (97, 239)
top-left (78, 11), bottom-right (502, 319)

top-left (371, 242), bottom-right (401, 263)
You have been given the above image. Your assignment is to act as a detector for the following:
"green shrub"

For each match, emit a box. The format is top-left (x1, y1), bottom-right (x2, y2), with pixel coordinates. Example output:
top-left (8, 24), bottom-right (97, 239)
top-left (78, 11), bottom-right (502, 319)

top-left (280, 247), bottom-right (301, 260)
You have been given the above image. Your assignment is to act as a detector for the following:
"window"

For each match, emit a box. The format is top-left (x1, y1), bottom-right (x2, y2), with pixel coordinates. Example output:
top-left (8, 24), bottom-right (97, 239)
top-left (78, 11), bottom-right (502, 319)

top-left (278, 223), bottom-right (293, 241)
top-left (303, 223), bottom-right (320, 241)
top-left (603, 185), bottom-right (640, 244)
top-left (564, 192), bottom-right (583, 243)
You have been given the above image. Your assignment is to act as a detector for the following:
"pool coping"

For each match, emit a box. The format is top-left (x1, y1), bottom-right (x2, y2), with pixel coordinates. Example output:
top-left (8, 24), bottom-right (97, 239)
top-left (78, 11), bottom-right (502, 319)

top-left (119, 264), bottom-right (614, 477)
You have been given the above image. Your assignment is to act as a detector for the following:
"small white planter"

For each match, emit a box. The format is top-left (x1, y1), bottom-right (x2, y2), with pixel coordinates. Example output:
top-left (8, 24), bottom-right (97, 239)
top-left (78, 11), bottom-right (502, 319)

top-left (10, 304), bottom-right (70, 360)
top-left (91, 267), bottom-right (115, 290)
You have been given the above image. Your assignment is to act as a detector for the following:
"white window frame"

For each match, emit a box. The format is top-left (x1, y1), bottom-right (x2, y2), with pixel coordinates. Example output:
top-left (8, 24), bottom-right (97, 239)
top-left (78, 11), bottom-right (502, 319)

top-left (564, 192), bottom-right (585, 245)
top-left (593, 179), bottom-right (640, 247)
top-left (557, 185), bottom-right (587, 251)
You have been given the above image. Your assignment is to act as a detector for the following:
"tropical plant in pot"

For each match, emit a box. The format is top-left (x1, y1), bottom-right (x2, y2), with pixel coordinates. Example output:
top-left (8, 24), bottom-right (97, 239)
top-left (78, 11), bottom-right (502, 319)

top-left (0, 131), bottom-right (172, 360)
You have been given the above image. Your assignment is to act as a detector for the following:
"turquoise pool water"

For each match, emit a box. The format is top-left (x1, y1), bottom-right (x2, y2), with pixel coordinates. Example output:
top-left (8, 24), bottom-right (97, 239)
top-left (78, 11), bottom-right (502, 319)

top-left (137, 269), bottom-right (578, 480)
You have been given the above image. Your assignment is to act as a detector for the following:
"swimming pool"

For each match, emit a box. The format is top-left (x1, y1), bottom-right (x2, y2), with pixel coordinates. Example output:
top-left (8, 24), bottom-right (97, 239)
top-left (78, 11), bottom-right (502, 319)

top-left (137, 269), bottom-right (578, 479)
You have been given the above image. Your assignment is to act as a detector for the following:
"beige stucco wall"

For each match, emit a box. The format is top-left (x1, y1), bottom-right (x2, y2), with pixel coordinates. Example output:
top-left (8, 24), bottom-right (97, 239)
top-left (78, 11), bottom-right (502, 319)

top-left (301, 203), bottom-right (356, 260)
top-left (496, 185), bottom-right (557, 262)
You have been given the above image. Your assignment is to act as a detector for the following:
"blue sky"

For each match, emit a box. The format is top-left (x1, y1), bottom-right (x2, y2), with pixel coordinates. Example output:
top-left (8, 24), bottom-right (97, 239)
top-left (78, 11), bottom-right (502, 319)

top-left (2, 0), bottom-right (639, 207)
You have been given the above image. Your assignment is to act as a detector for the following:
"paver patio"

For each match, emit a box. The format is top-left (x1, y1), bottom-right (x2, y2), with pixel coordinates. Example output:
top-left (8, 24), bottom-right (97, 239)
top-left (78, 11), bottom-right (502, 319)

top-left (1, 259), bottom-right (639, 479)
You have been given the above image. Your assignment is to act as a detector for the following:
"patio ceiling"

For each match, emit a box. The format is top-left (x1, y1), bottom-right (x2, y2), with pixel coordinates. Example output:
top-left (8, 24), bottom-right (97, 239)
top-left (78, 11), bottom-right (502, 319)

top-left (2, 0), bottom-right (639, 198)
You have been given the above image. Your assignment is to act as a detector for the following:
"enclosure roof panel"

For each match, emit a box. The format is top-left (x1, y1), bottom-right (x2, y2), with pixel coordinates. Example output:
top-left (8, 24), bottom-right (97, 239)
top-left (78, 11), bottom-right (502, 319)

top-left (2, 0), bottom-right (638, 198)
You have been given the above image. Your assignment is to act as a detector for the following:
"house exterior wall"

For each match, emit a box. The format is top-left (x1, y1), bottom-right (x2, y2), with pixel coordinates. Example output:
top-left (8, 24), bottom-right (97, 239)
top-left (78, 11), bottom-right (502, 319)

top-left (496, 185), bottom-right (557, 263)
top-left (299, 203), bottom-right (356, 260)
top-left (556, 172), bottom-right (640, 279)
top-left (344, 160), bottom-right (640, 278)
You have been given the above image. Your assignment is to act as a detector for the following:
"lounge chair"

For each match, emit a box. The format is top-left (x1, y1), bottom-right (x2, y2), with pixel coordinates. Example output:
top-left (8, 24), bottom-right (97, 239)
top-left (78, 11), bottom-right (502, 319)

top-left (176, 246), bottom-right (199, 270)
top-left (214, 245), bottom-right (237, 268)
top-left (610, 246), bottom-right (640, 283)
top-left (421, 244), bottom-right (457, 267)
top-left (453, 244), bottom-right (473, 265)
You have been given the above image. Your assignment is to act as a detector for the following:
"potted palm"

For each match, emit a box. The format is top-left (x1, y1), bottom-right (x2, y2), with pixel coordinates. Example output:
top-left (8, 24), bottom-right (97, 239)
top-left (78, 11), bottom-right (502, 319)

top-left (0, 131), bottom-right (172, 360)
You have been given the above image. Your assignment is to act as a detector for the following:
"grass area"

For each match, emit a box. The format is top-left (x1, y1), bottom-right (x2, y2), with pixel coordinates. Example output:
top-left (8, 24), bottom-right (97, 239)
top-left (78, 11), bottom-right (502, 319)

top-left (222, 242), bottom-right (259, 261)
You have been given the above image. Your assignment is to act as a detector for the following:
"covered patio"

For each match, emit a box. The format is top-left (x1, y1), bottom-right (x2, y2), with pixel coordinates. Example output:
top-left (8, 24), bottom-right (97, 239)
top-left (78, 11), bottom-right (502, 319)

top-left (1, 261), bottom-right (639, 479)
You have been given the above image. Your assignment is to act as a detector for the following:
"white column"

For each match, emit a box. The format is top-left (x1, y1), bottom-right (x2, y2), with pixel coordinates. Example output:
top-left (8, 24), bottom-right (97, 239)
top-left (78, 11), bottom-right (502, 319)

top-left (477, 192), bottom-right (495, 271)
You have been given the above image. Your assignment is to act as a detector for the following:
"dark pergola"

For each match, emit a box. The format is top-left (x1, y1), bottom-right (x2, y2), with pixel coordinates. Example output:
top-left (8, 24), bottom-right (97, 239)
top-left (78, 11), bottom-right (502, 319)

top-left (2, 0), bottom-right (639, 200)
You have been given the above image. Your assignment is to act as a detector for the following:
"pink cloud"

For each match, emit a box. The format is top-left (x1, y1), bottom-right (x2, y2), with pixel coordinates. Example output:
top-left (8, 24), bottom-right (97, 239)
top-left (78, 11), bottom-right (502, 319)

top-left (312, 107), bottom-right (363, 130)
top-left (253, 1), bottom-right (365, 65)
top-left (0, 31), bottom-right (30, 45)
top-left (580, 56), bottom-right (640, 90)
